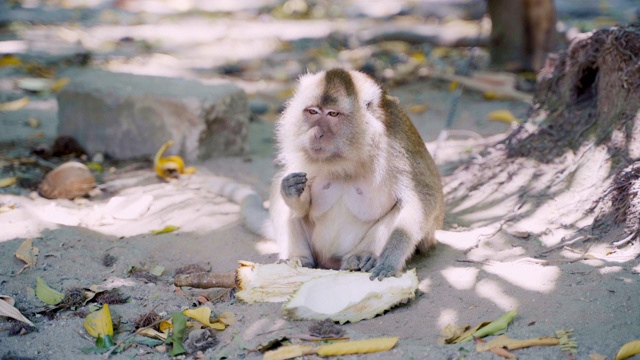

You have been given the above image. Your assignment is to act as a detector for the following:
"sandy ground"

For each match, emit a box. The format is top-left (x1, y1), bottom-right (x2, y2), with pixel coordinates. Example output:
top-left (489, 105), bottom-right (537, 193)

top-left (1, 121), bottom-right (639, 360)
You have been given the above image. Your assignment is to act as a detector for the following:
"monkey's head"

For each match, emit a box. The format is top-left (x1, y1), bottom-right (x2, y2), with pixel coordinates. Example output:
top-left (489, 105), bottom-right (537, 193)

top-left (277, 69), bottom-right (388, 178)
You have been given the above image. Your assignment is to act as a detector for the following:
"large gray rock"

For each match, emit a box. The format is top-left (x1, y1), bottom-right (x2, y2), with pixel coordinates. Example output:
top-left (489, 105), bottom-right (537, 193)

top-left (57, 69), bottom-right (249, 162)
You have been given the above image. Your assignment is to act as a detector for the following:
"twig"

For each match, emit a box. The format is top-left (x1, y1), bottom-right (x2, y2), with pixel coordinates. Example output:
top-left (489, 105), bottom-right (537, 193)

top-left (536, 236), bottom-right (591, 256)
top-left (612, 233), bottom-right (636, 247)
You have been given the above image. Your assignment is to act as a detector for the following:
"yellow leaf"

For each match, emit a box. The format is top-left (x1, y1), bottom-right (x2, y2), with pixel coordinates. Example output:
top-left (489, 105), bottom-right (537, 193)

top-left (138, 328), bottom-right (168, 341)
top-left (50, 77), bottom-right (70, 92)
top-left (159, 319), bottom-right (172, 332)
top-left (263, 345), bottom-right (316, 360)
top-left (476, 334), bottom-right (560, 352)
top-left (409, 104), bottom-right (428, 113)
top-left (26, 117), bottom-right (40, 128)
top-left (154, 140), bottom-right (189, 179)
top-left (15, 238), bottom-right (38, 270)
top-left (0, 177), bottom-right (17, 188)
top-left (149, 225), bottom-right (179, 235)
top-left (86, 162), bottom-right (103, 172)
top-left (449, 81), bottom-right (459, 91)
top-left (0, 97), bottom-right (29, 111)
top-left (317, 337), bottom-right (399, 356)
top-left (35, 277), bottom-right (64, 305)
top-left (216, 311), bottom-right (236, 325)
top-left (0, 295), bottom-right (34, 326)
top-left (616, 340), bottom-right (640, 360)
top-left (84, 304), bottom-right (114, 338)
top-left (589, 353), bottom-right (608, 360)
top-left (0, 55), bottom-right (22, 67)
top-left (488, 110), bottom-right (520, 124)
top-left (183, 306), bottom-right (226, 330)
top-left (483, 91), bottom-right (509, 100)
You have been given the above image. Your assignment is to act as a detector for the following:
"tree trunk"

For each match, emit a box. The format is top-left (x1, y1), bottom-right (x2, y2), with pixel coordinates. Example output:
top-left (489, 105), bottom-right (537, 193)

top-left (487, 0), bottom-right (560, 71)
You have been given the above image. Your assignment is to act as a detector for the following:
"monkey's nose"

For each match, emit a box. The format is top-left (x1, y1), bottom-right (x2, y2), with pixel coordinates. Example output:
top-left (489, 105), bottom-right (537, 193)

top-left (314, 128), bottom-right (324, 139)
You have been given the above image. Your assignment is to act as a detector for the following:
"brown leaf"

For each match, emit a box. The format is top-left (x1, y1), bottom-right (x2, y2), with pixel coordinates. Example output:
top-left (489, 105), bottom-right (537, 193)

top-left (15, 238), bottom-right (38, 273)
top-left (476, 334), bottom-right (560, 352)
top-left (490, 346), bottom-right (517, 359)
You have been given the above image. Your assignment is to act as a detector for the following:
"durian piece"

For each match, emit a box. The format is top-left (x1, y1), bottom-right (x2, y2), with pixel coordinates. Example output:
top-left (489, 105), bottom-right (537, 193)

top-left (235, 261), bottom-right (337, 303)
top-left (283, 269), bottom-right (418, 324)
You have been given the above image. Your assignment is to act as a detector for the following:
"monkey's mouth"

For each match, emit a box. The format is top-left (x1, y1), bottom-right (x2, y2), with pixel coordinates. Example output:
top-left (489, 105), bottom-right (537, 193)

top-left (308, 146), bottom-right (336, 160)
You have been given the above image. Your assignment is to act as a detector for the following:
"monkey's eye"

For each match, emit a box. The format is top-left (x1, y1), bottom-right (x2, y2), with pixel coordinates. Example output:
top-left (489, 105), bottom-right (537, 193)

top-left (307, 108), bottom-right (319, 115)
top-left (327, 111), bottom-right (339, 117)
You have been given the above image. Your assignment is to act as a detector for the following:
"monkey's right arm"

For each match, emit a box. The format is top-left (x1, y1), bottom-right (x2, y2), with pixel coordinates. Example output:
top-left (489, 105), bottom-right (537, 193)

top-left (279, 172), bottom-right (315, 268)
top-left (281, 172), bottom-right (310, 217)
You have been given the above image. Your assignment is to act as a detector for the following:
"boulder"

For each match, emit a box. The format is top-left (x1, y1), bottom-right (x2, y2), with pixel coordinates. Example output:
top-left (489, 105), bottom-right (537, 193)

top-left (57, 69), bottom-right (249, 162)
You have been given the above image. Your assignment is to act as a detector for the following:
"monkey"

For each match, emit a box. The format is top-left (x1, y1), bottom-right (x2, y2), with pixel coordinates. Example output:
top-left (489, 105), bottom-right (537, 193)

top-left (265, 68), bottom-right (445, 280)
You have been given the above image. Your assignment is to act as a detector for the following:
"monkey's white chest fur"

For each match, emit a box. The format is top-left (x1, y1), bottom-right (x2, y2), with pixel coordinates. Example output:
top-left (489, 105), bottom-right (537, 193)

top-left (306, 177), bottom-right (397, 264)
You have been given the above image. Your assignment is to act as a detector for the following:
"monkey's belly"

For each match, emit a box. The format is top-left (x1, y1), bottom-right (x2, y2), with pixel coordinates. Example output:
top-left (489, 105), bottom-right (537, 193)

top-left (309, 202), bottom-right (374, 267)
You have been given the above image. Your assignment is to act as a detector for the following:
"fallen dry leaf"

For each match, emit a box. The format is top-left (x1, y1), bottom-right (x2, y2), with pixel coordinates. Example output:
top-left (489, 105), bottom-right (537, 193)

top-left (317, 337), bottom-right (398, 356)
top-left (0, 295), bottom-right (34, 326)
top-left (0, 97), bottom-right (29, 111)
top-left (616, 340), bottom-right (640, 360)
top-left (15, 238), bottom-right (39, 273)
top-left (476, 334), bottom-right (560, 352)
top-left (0, 177), bottom-right (17, 187)
top-left (589, 353), bottom-right (608, 360)
top-left (138, 328), bottom-right (168, 341)
top-left (183, 306), bottom-right (226, 330)
top-left (263, 344), bottom-right (316, 360)
top-left (488, 109), bottom-right (520, 124)
top-left (490, 347), bottom-right (516, 358)
top-left (216, 311), bottom-right (236, 326)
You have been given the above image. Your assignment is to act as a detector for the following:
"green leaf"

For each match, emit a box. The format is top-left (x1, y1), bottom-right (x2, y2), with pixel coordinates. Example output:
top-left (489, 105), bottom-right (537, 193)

top-left (460, 309), bottom-right (518, 342)
top-left (169, 312), bottom-right (187, 356)
top-left (96, 334), bottom-right (115, 348)
top-left (35, 277), bottom-right (64, 305)
top-left (150, 266), bottom-right (165, 276)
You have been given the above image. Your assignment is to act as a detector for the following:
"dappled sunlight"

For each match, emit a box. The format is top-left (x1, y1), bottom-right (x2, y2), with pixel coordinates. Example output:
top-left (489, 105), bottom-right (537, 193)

top-left (437, 308), bottom-right (459, 330)
top-left (475, 279), bottom-right (519, 311)
top-left (599, 266), bottom-right (623, 274)
top-left (440, 266), bottom-right (479, 290)
top-left (255, 239), bottom-right (278, 255)
top-left (418, 278), bottom-right (432, 293)
top-left (482, 261), bottom-right (560, 293)
top-left (436, 227), bottom-right (499, 251)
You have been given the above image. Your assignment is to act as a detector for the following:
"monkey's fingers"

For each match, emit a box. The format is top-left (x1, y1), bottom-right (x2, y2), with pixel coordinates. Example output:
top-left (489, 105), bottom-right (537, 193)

top-left (359, 255), bottom-right (378, 272)
top-left (281, 172), bottom-right (308, 197)
top-left (369, 264), bottom-right (401, 281)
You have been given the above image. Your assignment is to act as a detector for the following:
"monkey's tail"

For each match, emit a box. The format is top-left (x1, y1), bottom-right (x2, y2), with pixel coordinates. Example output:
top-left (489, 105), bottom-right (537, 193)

top-left (202, 176), bottom-right (273, 239)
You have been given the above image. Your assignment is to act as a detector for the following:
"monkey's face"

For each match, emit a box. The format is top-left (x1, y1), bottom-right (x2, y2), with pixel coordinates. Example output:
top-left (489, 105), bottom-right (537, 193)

top-left (301, 106), bottom-right (354, 161)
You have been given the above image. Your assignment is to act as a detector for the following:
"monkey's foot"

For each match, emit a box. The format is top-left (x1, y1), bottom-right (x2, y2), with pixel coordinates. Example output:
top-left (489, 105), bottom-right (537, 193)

top-left (369, 263), bottom-right (401, 281)
top-left (278, 256), bottom-right (315, 269)
top-left (340, 252), bottom-right (377, 272)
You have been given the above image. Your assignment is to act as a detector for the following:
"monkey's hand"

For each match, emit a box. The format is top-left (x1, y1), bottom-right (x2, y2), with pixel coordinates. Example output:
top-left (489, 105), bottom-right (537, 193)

top-left (277, 256), bottom-right (315, 269)
top-left (369, 260), bottom-right (402, 281)
top-left (281, 172), bottom-right (307, 198)
top-left (340, 252), bottom-right (378, 272)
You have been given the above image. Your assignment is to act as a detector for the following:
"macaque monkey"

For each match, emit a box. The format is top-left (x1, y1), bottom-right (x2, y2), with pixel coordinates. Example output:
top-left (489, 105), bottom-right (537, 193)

top-left (267, 68), bottom-right (444, 280)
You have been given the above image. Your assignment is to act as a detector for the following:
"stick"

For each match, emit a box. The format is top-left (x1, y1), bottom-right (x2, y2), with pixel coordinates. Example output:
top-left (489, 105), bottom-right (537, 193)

top-left (174, 272), bottom-right (236, 289)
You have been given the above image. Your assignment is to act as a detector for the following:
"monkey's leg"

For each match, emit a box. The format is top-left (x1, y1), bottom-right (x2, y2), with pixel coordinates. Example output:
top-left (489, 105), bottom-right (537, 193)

top-left (370, 228), bottom-right (417, 280)
top-left (281, 172), bottom-right (310, 216)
